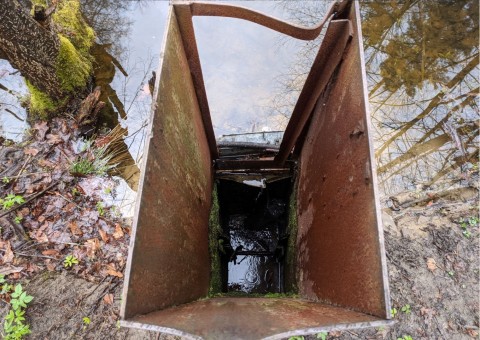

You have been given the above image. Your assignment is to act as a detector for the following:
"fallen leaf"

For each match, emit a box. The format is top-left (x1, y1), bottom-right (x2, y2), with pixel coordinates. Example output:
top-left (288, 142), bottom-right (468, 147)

top-left (426, 258), bottom-right (437, 272)
top-left (3, 242), bottom-right (14, 264)
top-left (69, 221), bottom-right (82, 236)
top-left (105, 263), bottom-right (123, 278)
top-left (99, 229), bottom-right (109, 243)
top-left (42, 249), bottom-right (60, 256)
top-left (112, 224), bottom-right (124, 239)
top-left (103, 293), bottom-right (114, 305)
top-left (85, 238), bottom-right (100, 258)
top-left (0, 265), bottom-right (23, 276)
top-left (466, 329), bottom-right (478, 337)
top-left (106, 269), bottom-right (123, 278)
top-left (38, 158), bottom-right (55, 168)
top-left (33, 121), bottom-right (49, 140)
top-left (24, 147), bottom-right (39, 156)
top-left (46, 134), bottom-right (62, 145)
top-left (46, 261), bottom-right (56, 272)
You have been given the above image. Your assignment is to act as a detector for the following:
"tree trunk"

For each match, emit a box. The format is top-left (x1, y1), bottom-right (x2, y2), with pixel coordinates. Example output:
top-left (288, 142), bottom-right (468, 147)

top-left (0, 0), bottom-right (64, 100)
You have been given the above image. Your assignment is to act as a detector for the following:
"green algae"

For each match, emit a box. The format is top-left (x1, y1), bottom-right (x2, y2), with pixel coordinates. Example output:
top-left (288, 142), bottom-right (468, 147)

top-left (208, 184), bottom-right (223, 296)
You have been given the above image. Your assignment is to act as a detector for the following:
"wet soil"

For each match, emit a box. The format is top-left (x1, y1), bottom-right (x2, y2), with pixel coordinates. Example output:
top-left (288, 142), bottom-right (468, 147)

top-left (1, 186), bottom-right (477, 339)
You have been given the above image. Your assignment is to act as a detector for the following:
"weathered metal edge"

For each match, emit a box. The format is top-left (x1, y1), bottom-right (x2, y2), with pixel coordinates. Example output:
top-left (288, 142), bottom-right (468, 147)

top-left (353, 0), bottom-right (392, 319)
top-left (120, 319), bottom-right (396, 340)
top-left (119, 7), bottom-right (173, 320)
top-left (187, 1), bottom-right (339, 40)
top-left (120, 320), bottom-right (202, 340)
top-left (262, 319), bottom-right (396, 340)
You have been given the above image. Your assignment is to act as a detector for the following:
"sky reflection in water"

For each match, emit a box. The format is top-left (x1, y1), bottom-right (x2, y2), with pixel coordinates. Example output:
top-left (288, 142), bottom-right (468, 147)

top-left (0, 0), bottom-right (478, 197)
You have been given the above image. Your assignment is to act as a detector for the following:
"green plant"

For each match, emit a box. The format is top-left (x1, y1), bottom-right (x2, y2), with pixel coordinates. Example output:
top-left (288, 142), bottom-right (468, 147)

top-left (96, 202), bottom-right (105, 216)
top-left (69, 144), bottom-right (116, 177)
top-left (401, 304), bottom-right (411, 314)
top-left (2, 281), bottom-right (33, 340)
top-left (0, 194), bottom-right (25, 210)
top-left (397, 336), bottom-right (413, 340)
top-left (14, 216), bottom-right (23, 224)
top-left (103, 187), bottom-right (112, 194)
top-left (82, 316), bottom-right (91, 330)
top-left (390, 307), bottom-right (398, 317)
top-left (448, 271), bottom-right (455, 277)
top-left (0, 275), bottom-right (13, 295)
top-left (459, 216), bottom-right (478, 238)
top-left (288, 337), bottom-right (304, 340)
top-left (317, 332), bottom-right (328, 340)
top-left (64, 255), bottom-right (79, 268)
top-left (3, 177), bottom-right (10, 184)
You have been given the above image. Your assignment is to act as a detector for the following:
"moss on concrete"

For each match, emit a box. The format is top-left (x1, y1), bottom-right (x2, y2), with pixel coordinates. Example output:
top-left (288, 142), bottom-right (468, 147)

top-left (25, 80), bottom-right (58, 119)
top-left (208, 184), bottom-right (223, 296)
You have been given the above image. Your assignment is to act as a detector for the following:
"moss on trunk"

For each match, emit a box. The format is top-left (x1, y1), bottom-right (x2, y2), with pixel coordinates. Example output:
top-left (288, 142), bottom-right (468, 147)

top-left (25, 0), bottom-right (95, 117)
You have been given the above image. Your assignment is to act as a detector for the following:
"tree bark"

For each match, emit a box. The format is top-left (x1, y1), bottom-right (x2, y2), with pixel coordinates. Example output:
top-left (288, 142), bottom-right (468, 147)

top-left (0, 0), bottom-right (64, 100)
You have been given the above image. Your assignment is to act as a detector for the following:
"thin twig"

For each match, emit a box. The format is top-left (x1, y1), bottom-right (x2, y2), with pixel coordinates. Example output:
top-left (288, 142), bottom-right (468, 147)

top-left (14, 251), bottom-right (58, 260)
top-left (0, 181), bottom-right (59, 218)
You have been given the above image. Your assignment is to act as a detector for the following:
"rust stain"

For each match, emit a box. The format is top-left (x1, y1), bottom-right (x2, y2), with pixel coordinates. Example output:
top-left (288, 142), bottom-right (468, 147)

top-left (296, 2), bottom-right (388, 318)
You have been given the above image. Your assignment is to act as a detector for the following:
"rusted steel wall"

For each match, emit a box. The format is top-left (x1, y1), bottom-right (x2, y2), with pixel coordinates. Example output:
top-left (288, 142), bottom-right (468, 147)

top-left (296, 2), bottom-right (389, 318)
top-left (121, 9), bottom-right (212, 319)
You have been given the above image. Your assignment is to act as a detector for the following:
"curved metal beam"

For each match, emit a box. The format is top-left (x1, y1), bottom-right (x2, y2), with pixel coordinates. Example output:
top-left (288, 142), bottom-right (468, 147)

top-left (188, 1), bottom-right (347, 41)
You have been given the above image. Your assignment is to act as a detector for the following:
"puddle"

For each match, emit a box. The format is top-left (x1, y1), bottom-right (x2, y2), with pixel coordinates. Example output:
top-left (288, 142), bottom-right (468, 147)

top-left (217, 178), bottom-right (291, 294)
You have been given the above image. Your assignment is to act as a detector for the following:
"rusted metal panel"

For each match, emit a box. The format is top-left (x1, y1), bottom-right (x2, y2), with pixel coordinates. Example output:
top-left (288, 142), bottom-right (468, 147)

top-left (296, 2), bottom-right (390, 318)
top-left (174, 5), bottom-right (218, 159)
top-left (121, 8), bottom-right (213, 319)
top-left (275, 20), bottom-right (353, 165)
top-left (124, 297), bottom-right (392, 340)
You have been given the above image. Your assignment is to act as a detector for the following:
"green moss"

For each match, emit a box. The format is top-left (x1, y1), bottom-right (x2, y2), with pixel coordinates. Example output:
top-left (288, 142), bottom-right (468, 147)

top-left (285, 180), bottom-right (299, 293)
top-left (26, 0), bottom-right (95, 116)
top-left (52, 0), bottom-right (95, 55)
top-left (208, 184), bottom-right (223, 296)
top-left (25, 80), bottom-right (58, 119)
top-left (53, 0), bottom-right (95, 93)
top-left (56, 35), bottom-right (92, 92)
top-left (210, 292), bottom-right (299, 298)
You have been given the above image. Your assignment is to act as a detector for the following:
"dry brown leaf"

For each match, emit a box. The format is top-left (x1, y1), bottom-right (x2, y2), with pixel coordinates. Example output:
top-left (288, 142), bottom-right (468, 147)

top-left (112, 224), bottom-right (124, 240)
top-left (85, 238), bottom-right (100, 258)
top-left (3, 242), bottom-right (14, 264)
top-left (33, 121), bottom-right (49, 140)
top-left (46, 261), bottom-right (56, 272)
top-left (0, 265), bottom-right (23, 276)
top-left (106, 269), bottom-right (123, 278)
top-left (466, 329), bottom-right (478, 337)
top-left (38, 158), bottom-right (55, 168)
top-left (42, 249), bottom-right (60, 256)
top-left (99, 229), bottom-right (109, 243)
top-left (103, 293), bottom-right (114, 305)
top-left (69, 221), bottom-right (82, 236)
top-left (24, 147), bottom-right (39, 156)
top-left (46, 134), bottom-right (62, 145)
top-left (105, 263), bottom-right (123, 278)
top-left (426, 258), bottom-right (437, 272)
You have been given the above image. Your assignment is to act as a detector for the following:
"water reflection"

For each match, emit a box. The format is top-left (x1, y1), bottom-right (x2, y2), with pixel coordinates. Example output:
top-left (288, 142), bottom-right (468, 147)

top-left (362, 0), bottom-right (479, 195)
top-left (0, 1), bottom-right (478, 198)
top-left (271, 1), bottom-right (479, 195)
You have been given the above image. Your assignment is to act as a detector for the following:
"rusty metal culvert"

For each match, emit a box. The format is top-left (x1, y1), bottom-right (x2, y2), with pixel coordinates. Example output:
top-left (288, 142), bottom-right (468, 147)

top-left (120, 1), bottom-right (392, 339)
